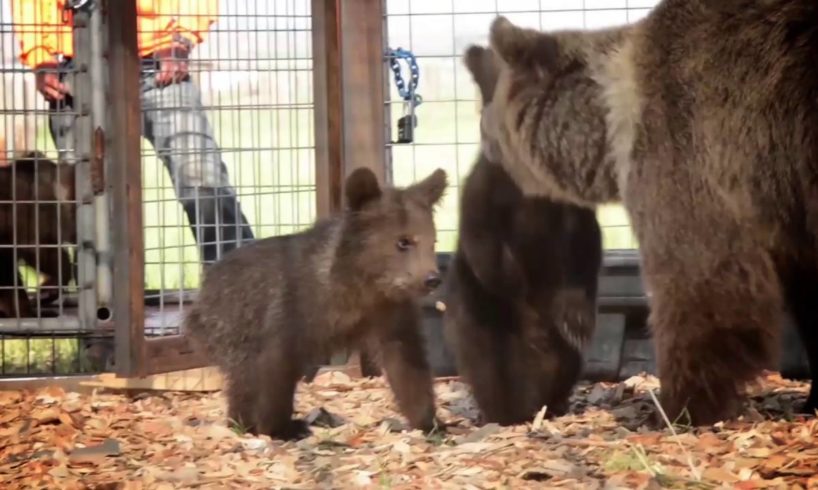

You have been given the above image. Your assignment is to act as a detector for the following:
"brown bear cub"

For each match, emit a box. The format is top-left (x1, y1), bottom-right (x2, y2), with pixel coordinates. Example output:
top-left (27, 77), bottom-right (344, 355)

top-left (443, 45), bottom-right (602, 425)
top-left (184, 167), bottom-right (448, 440)
top-left (479, 0), bottom-right (818, 425)
top-left (0, 150), bottom-right (77, 318)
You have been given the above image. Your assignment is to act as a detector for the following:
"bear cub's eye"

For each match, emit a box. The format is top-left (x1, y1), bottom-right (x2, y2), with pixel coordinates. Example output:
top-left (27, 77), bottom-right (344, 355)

top-left (396, 236), bottom-right (414, 251)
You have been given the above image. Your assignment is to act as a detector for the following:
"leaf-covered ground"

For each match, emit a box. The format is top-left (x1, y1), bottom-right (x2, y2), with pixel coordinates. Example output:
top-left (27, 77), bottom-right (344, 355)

top-left (1, 371), bottom-right (816, 489)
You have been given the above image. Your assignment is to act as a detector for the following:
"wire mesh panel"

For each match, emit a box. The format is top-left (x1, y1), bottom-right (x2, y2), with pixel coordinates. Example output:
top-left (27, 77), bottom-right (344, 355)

top-left (384, 0), bottom-right (660, 252)
top-left (138, 0), bottom-right (315, 339)
top-left (0, 0), bottom-right (99, 376)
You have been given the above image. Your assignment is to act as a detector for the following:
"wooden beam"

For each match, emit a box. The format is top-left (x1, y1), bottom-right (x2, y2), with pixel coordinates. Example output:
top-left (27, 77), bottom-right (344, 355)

top-left (311, 0), bottom-right (344, 219)
top-left (143, 335), bottom-right (207, 375)
top-left (106, 1), bottom-right (146, 377)
top-left (339, 0), bottom-right (387, 182)
top-left (314, 0), bottom-right (388, 188)
top-left (0, 375), bottom-right (103, 395)
top-left (336, 0), bottom-right (388, 373)
top-left (78, 362), bottom-right (367, 393)
top-left (312, 0), bottom-right (387, 371)
top-left (80, 367), bottom-right (224, 392)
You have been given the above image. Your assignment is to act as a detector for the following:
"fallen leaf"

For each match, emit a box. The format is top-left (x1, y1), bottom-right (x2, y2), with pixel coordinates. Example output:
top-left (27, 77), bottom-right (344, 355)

top-left (47, 466), bottom-right (71, 479)
top-left (138, 420), bottom-right (173, 438)
top-left (38, 385), bottom-right (66, 399)
top-left (58, 411), bottom-right (77, 428)
top-left (746, 447), bottom-right (773, 458)
top-left (520, 459), bottom-right (580, 479)
top-left (240, 438), bottom-right (268, 451)
top-left (0, 421), bottom-right (26, 438)
top-left (0, 391), bottom-right (23, 405)
top-left (391, 440), bottom-right (412, 456)
top-left (0, 408), bottom-right (20, 425)
top-left (31, 407), bottom-right (61, 425)
top-left (703, 466), bottom-right (740, 483)
top-left (0, 368), bottom-right (813, 488)
top-left (531, 405), bottom-right (548, 431)
top-left (201, 424), bottom-right (237, 441)
top-left (626, 434), bottom-right (662, 446)
top-left (69, 439), bottom-right (121, 463)
top-left (304, 407), bottom-right (346, 428)
top-left (457, 423), bottom-right (501, 444)
top-left (378, 418), bottom-right (405, 434)
top-left (353, 470), bottom-right (374, 486)
top-left (587, 385), bottom-right (610, 405)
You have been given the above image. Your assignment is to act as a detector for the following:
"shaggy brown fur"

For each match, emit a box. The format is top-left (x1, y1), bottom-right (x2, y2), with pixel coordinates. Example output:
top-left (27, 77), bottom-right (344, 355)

top-left (183, 167), bottom-right (448, 440)
top-left (443, 46), bottom-right (602, 425)
top-left (0, 151), bottom-right (76, 317)
top-left (477, 0), bottom-right (818, 425)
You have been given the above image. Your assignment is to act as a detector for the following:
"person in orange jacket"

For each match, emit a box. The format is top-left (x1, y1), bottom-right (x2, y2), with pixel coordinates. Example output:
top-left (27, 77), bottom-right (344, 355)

top-left (11, 0), bottom-right (255, 266)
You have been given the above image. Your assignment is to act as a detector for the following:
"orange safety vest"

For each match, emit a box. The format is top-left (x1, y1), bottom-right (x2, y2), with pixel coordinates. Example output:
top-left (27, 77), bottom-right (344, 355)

top-left (10, 0), bottom-right (218, 69)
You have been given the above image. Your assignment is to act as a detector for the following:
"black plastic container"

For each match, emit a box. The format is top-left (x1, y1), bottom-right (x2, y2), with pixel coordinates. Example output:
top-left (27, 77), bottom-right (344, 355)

top-left (421, 251), bottom-right (811, 382)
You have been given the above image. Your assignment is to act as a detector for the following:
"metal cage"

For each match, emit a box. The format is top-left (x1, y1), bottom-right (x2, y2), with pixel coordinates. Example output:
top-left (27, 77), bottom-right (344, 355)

top-left (383, 0), bottom-right (657, 253)
top-left (0, 0), bottom-right (103, 376)
top-left (0, 0), bottom-right (660, 381)
top-left (131, 0), bottom-right (318, 374)
top-left (112, 0), bottom-right (320, 376)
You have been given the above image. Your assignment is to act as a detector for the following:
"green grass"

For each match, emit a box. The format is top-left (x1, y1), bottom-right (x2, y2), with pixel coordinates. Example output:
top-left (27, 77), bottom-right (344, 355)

top-left (4, 66), bottom-right (638, 375)
top-left (132, 102), bottom-right (637, 291)
top-left (140, 105), bottom-right (317, 291)
top-left (1, 337), bottom-right (89, 376)
top-left (387, 99), bottom-right (638, 252)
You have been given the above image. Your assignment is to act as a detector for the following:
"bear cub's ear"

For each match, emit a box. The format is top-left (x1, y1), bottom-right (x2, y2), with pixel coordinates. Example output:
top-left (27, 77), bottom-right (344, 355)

top-left (463, 44), bottom-right (500, 105)
top-left (345, 167), bottom-right (382, 211)
top-left (489, 15), bottom-right (559, 70)
top-left (406, 168), bottom-right (448, 208)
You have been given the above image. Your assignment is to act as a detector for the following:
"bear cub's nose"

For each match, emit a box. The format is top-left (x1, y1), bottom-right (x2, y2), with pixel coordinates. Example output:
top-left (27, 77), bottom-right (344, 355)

top-left (424, 272), bottom-right (442, 290)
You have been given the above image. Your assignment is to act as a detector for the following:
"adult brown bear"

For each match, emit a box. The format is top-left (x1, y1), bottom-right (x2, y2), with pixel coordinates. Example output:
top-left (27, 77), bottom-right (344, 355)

top-left (477, 0), bottom-right (818, 425)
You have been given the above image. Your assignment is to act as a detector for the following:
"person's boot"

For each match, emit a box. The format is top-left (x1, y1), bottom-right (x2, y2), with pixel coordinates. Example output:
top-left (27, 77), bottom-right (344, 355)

top-left (180, 186), bottom-right (255, 266)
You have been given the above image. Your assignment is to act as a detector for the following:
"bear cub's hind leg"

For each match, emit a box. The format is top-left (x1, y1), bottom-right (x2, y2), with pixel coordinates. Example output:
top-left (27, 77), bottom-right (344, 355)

top-left (224, 365), bottom-right (260, 434)
top-left (253, 341), bottom-right (312, 440)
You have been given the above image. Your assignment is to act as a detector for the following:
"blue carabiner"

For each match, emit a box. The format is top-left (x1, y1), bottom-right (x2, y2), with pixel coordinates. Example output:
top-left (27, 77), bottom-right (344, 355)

top-left (385, 47), bottom-right (422, 108)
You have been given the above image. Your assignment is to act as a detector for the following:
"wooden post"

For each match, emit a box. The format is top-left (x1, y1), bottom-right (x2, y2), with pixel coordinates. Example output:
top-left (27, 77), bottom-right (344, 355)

top-left (340, 0), bottom-right (387, 376)
top-left (312, 0), bottom-right (388, 202)
top-left (311, 0), bottom-right (344, 219)
top-left (107, 1), bottom-right (146, 377)
top-left (339, 0), bottom-right (387, 183)
top-left (312, 0), bottom-right (388, 375)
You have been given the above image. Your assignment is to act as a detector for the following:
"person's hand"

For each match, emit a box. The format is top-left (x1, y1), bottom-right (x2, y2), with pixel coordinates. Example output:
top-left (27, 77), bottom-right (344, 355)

top-left (153, 44), bottom-right (190, 87)
top-left (34, 62), bottom-right (69, 101)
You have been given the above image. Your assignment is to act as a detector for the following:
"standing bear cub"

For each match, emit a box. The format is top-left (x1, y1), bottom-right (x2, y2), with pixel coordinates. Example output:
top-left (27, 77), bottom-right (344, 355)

top-left (479, 0), bottom-right (818, 425)
top-left (184, 167), bottom-right (448, 440)
top-left (443, 45), bottom-right (602, 425)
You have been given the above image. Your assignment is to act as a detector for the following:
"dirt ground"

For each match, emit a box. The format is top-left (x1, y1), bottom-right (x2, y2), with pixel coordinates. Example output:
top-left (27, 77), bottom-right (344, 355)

top-left (0, 370), bottom-right (816, 489)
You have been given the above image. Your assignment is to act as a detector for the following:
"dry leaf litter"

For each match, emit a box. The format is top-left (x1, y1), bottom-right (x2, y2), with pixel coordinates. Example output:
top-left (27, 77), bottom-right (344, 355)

top-left (1, 370), bottom-right (817, 489)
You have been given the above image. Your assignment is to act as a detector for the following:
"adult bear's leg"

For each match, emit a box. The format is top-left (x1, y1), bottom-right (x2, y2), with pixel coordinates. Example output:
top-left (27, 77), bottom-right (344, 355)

top-left (776, 259), bottom-right (818, 414)
top-left (640, 238), bottom-right (782, 426)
